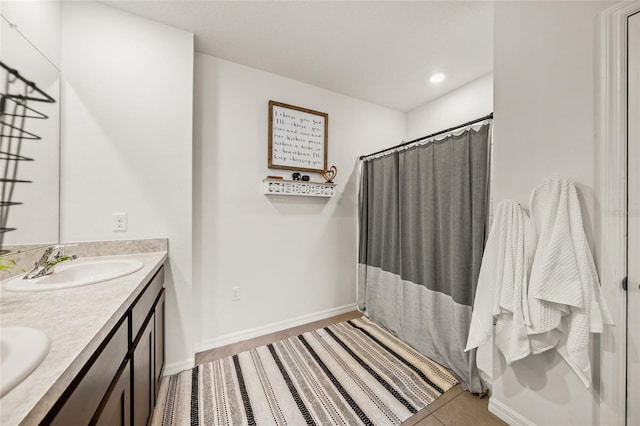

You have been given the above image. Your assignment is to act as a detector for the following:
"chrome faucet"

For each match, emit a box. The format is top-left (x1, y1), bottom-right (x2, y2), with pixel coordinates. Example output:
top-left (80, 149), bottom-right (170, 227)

top-left (23, 245), bottom-right (77, 280)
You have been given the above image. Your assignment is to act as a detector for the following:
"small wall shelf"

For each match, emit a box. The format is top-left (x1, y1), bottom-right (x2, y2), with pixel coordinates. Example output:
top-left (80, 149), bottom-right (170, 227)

top-left (263, 178), bottom-right (336, 198)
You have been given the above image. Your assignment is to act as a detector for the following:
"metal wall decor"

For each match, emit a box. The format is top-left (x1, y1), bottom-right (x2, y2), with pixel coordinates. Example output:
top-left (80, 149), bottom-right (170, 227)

top-left (0, 61), bottom-right (55, 250)
top-left (322, 165), bottom-right (337, 183)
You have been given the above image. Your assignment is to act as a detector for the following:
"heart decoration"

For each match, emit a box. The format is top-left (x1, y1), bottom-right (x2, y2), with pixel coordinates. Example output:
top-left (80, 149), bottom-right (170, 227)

top-left (322, 165), bottom-right (338, 183)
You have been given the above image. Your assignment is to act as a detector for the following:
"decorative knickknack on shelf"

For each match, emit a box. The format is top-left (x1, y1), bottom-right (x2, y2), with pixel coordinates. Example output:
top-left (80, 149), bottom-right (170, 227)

top-left (263, 178), bottom-right (335, 198)
top-left (322, 165), bottom-right (337, 183)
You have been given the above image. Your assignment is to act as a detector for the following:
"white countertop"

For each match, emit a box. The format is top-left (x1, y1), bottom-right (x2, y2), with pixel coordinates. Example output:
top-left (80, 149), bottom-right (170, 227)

top-left (0, 251), bottom-right (167, 426)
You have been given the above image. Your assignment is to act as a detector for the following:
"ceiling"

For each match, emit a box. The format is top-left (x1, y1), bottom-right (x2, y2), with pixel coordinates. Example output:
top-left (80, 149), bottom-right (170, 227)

top-left (102, 1), bottom-right (493, 112)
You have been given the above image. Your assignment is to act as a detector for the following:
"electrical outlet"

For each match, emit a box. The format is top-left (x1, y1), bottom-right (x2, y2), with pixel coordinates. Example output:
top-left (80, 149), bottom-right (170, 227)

top-left (112, 213), bottom-right (127, 232)
top-left (231, 286), bottom-right (240, 301)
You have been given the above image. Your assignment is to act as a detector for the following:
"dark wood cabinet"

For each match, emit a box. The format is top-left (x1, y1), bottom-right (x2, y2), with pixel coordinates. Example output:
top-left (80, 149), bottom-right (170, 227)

top-left (48, 319), bottom-right (128, 426)
top-left (131, 269), bottom-right (165, 426)
top-left (132, 268), bottom-right (164, 339)
top-left (44, 265), bottom-right (165, 426)
top-left (133, 313), bottom-right (155, 426)
top-left (94, 362), bottom-right (131, 426)
top-left (154, 290), bottom-right (165, 400)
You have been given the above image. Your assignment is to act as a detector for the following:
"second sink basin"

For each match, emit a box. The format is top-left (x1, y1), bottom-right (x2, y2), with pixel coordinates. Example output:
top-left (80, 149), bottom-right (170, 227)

top-left (3, 258), bottom-right (144, 292)
top-left (0, 327), bottom-right (50, 397)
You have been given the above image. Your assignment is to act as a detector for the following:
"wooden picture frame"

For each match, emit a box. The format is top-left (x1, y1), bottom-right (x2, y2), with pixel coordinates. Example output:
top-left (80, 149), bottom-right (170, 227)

top-left (268, 100), bottom-right (328, 173)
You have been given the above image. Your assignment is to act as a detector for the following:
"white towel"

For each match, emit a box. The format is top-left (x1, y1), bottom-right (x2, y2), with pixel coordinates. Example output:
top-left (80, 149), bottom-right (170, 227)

top-left (466, 200), bottom-right (531, 369)
top-left (526, 175), bottom-right (614, 387)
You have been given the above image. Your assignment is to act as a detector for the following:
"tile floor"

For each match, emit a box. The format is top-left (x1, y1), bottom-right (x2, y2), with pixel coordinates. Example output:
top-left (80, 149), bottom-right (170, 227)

top-left (195, 311), bottom-right (507, 426)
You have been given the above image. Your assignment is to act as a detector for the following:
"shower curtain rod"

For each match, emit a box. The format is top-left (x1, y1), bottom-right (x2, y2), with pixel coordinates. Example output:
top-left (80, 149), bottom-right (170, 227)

top-left (359, 112), bottom-right (493, 160)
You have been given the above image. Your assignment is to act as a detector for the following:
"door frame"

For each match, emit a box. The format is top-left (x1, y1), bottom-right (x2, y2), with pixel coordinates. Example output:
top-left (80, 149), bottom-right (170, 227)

top-left (597, 2), bottom-right (640, 425)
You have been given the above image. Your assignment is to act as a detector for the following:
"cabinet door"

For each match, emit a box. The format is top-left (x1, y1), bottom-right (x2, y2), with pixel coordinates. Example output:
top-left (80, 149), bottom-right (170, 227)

top-left (94, 362), bottom-right (131, 426)
top-left (132, 267), bottom-right (164, 341)
top-left (154, 290), bottom-right (165, 399)
top-left (133, 314), bottom-right (154, 426)
top-left (49, 319), bottom-right (128, 426)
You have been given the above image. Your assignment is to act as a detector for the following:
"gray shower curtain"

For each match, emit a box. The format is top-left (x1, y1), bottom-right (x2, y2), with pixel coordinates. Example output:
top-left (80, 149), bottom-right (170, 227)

top-left (358, 123), bottom-right (491, 393)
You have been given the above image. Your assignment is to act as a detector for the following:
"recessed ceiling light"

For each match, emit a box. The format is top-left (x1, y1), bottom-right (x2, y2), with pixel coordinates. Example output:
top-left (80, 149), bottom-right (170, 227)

top-left (429, 73), bottom-right (446, 84)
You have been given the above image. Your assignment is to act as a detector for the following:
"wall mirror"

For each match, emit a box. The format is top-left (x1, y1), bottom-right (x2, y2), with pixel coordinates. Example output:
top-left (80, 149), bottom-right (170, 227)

top-left (0, 15), bottom-right (60, 255)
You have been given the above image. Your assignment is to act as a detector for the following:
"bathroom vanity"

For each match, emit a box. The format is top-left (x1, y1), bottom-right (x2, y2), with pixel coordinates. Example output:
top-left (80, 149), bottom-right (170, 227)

top-left (0, 249), bottom-right (168, 426)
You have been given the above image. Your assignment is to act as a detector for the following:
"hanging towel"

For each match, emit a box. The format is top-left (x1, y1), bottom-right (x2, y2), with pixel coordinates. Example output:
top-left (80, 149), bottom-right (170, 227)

top-left (526, 175), bottom-right (614, 387)
top-left (465, 200), bottom-right (531, 371)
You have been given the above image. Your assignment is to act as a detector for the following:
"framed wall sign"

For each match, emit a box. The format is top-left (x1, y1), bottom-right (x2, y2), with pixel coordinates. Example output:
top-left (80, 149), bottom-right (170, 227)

top-left (268, 100), bottom-right (328, 173)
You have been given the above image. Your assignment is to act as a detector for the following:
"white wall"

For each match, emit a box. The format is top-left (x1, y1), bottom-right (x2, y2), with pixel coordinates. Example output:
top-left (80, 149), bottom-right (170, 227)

top-left (193, 54), bottom-right (405, 349)
top-left (407, 73), bottom-right (493, 140)
top-left (0, 1), bottom-right (61, 69)
top-left (491, 2), bottom-right (614, 425)
top-left (60, 2), bottom-right (194, 369)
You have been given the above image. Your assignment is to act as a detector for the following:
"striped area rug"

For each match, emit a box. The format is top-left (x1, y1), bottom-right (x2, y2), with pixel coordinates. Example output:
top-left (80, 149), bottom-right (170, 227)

top-left (154, 317), bottom-right (458, 426)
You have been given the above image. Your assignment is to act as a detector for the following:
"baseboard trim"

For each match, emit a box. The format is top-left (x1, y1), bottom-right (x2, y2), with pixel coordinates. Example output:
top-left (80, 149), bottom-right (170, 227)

top-left (163, 357), bottom-right (195, 376)
top-left (488, 397), bottom-right (535, 426)
top-left (194, 303), bottom-right (359, 353)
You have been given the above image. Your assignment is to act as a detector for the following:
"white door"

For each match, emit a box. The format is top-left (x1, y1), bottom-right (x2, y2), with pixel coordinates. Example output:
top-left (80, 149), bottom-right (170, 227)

top-left (628, 10), bottom-right (640, 426)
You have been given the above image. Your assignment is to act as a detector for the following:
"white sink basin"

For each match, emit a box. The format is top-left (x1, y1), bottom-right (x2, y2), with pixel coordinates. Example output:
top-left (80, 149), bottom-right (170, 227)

top-left (0, 327), bottom-right (50, 397)
top-left (3, 258), bottom-right (144, 292)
